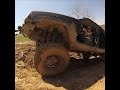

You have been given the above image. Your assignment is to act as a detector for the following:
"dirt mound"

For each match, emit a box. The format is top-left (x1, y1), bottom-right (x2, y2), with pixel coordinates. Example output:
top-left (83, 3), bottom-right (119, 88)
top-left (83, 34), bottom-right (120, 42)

top-left (15, 43), bottom-right (105, 90)
top-left (15, 43), bottom-right (36, 68)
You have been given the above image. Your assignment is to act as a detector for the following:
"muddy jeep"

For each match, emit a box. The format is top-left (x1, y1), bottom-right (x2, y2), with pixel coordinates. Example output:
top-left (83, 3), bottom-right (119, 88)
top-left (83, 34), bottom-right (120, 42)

top-left (21, 11), bottom-right (105, 76)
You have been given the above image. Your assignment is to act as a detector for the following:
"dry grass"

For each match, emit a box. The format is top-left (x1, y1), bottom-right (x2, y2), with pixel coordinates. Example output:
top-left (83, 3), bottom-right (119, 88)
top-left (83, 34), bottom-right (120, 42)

top-left (15, 34), bottom-right (33, 43)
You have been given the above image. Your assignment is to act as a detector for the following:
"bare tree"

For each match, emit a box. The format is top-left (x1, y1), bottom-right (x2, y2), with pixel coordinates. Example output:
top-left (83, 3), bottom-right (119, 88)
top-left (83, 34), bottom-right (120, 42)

top-left (81, 8), bottom-right (91, 18)
top-left (70, 5), bottom-right (94, 20)
top-left (71, 6), bottom-right (81, 19)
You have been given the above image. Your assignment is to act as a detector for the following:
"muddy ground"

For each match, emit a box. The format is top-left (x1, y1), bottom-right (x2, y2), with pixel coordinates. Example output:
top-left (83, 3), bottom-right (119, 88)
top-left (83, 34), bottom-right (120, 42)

top-left (15, 42), bottom-right (105, 90)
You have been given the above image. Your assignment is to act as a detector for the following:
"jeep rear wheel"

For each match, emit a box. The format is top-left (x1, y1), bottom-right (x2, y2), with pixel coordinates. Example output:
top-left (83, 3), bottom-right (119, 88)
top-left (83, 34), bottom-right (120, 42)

top-left (34, 43), bottom-right (70, 76)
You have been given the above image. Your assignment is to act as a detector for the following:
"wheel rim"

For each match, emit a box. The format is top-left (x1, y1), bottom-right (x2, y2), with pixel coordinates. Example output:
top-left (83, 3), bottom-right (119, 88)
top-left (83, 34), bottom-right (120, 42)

top-left (44, 55), bottom-right (63, 68)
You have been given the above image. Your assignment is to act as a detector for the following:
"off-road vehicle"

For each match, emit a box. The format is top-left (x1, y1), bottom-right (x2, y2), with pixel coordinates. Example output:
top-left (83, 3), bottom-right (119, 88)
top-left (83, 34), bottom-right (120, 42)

top-left (21, 11), bottom-right (105, 76)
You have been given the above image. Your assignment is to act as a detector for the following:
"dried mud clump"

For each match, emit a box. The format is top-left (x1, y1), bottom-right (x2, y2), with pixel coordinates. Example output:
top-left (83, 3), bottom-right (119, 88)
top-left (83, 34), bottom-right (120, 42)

top-left (15, 43), bottom-right (35, 68)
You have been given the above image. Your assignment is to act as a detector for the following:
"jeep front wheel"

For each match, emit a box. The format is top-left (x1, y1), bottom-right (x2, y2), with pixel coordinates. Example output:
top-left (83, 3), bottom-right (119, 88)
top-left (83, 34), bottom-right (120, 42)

top-left (34, 43), bottom-right (70, 76)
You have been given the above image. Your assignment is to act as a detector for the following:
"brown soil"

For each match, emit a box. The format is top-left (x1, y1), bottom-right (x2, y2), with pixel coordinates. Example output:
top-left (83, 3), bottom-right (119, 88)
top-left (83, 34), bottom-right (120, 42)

top-left (15, 43), bottom-right (105, 90)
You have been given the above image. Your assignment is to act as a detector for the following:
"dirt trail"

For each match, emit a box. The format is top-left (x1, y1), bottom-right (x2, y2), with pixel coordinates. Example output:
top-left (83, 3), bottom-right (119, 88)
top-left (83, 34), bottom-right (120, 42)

top-left (15, 43), bottom-right (105, 90)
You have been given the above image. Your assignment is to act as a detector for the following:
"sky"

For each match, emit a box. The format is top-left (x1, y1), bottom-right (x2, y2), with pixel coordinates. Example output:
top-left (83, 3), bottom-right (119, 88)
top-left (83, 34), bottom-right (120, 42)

top-left (15, 0), bottom-right (105, 30)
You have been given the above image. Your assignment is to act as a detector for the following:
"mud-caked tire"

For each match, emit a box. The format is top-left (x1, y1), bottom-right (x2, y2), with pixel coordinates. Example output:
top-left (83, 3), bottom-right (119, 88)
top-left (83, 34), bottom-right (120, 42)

top-left (34, 43), bottom-right (70, 76)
